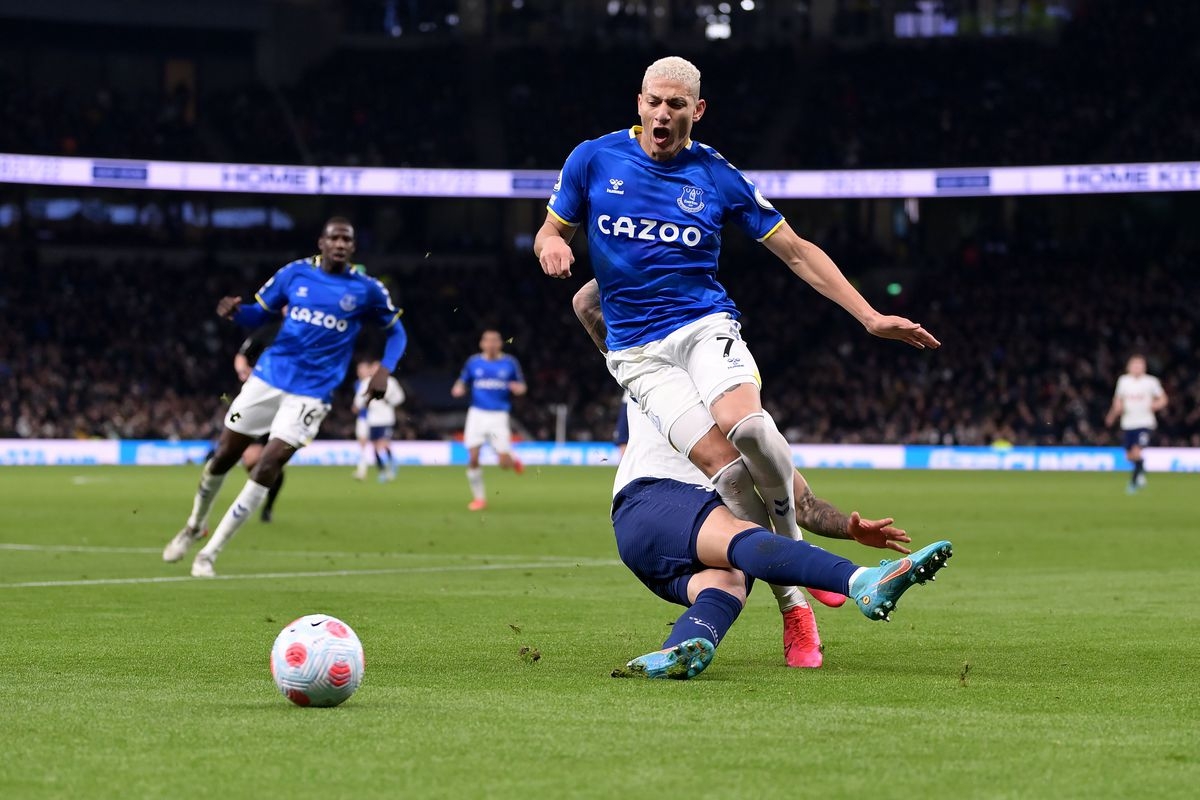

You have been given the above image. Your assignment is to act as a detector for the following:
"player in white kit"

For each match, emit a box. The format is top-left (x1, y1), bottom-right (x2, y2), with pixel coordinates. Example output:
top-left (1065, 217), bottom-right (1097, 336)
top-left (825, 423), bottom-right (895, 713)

top-left (572, 279), bottom-right (915, 667)
top-left (353, 359), bottom-right (406, 482)
top-left (1105, 354), bottom-right (1168, 492)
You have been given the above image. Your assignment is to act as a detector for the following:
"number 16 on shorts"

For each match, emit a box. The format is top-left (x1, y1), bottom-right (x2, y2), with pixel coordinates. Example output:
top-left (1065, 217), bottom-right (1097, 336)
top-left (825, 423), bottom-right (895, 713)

top-left (282, 397), bottom-right (330, 447)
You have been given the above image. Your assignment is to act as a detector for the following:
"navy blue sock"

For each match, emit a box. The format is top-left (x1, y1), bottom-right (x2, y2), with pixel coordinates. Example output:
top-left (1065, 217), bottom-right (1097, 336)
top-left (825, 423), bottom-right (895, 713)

top-left (727, 528), bottom-right (858, 595)
top-left (1131, 459), bottom-right (1144, 484)
top-left (375, 450), bottom-right (385, 469)
top-left (663, 588), bottom-right (743, 650)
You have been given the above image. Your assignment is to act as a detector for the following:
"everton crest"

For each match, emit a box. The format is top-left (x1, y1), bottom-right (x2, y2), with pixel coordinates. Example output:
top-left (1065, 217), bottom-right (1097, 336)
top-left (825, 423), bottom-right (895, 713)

top-left (676, 185), bottom-right (705, 214)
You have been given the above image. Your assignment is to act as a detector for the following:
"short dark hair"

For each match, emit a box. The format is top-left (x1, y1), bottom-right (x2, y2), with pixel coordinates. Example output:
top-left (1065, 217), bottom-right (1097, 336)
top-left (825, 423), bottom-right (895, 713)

top-left (323, 216), bottom-right (353, 231)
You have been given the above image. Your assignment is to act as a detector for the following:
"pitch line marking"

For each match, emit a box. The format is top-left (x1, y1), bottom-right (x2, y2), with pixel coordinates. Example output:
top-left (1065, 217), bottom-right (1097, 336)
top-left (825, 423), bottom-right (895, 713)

top-left (0, 543), bottom-right (595, 561)
top-left (0, 559), bottom-right (622, 589)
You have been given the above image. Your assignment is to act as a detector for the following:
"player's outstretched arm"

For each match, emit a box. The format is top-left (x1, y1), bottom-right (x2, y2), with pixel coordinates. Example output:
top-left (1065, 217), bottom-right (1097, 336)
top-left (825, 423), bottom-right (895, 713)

top-left (793, 472), bottom-right (912, 554)
top-left (763, 223), bottom-right (940, 350)
top-left (216, 296), bottom-right (244, 319)
top-left (218, 295), bottom-right (277, 328)
top-left (1104, 396), bottom-right (1123, 427)
top-left (534, 214), bottom-right (578, 279)
top-left (571, 279), bottom-right (608, 353)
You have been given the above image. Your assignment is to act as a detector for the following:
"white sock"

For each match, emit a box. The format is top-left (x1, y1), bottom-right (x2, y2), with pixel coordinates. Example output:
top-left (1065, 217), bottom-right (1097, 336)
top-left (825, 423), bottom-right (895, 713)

top-left (356, 446), bottom-right (371, 478)
top-left (848, 567), bottom-right (868, 591)
top-left (466, 467), bottom-right (485, 501)
top-left (186, 462), bottom-right (227, 531)
top-left (771, 584), bottom-right (810, 613)
top-left (727, 412), bottom-right (802, 540)
top-left (198, 480), bottom-right (269, 560)
top-left (711, 459), bottom-right (771, 528)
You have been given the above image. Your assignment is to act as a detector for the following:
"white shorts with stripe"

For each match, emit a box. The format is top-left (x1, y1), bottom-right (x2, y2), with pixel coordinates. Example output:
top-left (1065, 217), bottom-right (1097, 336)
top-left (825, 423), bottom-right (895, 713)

top-left (605, 312), bottom-right (761, 453)
top-left (225, 375), bottom-right (330, 449)
top-left (463, 407), bottom-right (513, 453)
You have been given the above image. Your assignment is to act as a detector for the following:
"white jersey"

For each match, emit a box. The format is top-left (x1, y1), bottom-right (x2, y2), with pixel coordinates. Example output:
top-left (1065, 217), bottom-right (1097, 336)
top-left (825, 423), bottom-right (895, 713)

top-left (613, 402), bottom-right (711, 497)
top-left (1114, 374), bottom-right (1164, 430)
top-left (353, 376), bottom-right (405, 426)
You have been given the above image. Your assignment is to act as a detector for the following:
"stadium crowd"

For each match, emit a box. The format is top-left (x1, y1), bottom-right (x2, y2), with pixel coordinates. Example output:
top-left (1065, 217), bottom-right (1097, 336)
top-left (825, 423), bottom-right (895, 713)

top-left (2, 2), bottom-right (1197, 170)
top-left (2, 226), bottom-right (1196, 447)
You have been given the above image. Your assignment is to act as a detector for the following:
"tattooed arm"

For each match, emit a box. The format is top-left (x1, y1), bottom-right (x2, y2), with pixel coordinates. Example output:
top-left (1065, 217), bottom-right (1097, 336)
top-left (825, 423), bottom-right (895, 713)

top-left (571, 279), bottom-right (608, 354)
top-left (794, 472), bottom-right (913, 554)
top-left (794, 478), bottom-right (851, 539)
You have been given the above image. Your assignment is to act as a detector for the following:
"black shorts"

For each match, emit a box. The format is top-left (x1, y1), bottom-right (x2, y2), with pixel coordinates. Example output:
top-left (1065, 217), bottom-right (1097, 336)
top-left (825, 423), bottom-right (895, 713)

top-left (1122, 429), bottom-right (1152, 450)
top-left (611, 478), bottom-right (726, 606)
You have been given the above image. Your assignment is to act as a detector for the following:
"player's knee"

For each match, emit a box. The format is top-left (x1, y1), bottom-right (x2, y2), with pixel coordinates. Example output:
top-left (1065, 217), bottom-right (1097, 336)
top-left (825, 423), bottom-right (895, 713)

top-left (209, 448), bottom-right (241, 475)
top-left (254, 445), bottom-right (294, 482)
top-left (712, 458), bottom-right (752, 501)
top-left (694, 569), bottom-right (748, 606)
top-left (727, 411), bottom-right (771, 458)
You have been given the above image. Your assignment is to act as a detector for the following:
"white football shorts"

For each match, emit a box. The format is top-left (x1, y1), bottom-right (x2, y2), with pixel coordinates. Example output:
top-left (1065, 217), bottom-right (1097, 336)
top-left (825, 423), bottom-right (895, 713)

top-left (605, 312), bottom-right (761, 454)
top-left (225, 375), bottom-right (330, 449)
top-left (463, 407), bottom-right (513, 453)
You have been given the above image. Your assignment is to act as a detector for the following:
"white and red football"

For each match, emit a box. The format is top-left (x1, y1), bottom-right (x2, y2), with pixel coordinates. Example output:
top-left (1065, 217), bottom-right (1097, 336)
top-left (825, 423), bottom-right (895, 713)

top-left (270, 614), bottom-right (364, 707)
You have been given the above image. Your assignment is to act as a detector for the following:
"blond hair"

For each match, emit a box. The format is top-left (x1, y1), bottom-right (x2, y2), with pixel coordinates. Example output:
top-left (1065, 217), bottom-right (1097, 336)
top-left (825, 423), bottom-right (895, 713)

top-left (642, 56), bottom-right (701, 98)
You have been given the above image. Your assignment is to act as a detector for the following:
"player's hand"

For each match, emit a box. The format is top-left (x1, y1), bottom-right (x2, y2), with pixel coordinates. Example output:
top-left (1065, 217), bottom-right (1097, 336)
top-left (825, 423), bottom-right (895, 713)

top-left (539, 240), bottom-right (575, 279)
top-left (846, 512), bottom-right (912, 554)
top-left (364, 366), bottom-right (391, 401)
top-left (864, 314), bottom-right (941, 350)
top-left (216, 296), bottom-right (243, 320)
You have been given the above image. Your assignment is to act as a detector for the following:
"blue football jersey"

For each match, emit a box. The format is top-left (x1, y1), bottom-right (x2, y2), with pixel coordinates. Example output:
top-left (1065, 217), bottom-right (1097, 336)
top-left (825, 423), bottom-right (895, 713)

top-left (547, 126), bottom-right (785, 350)
top-left (459, 354), bottom-right (524, 412)
top-left (252, 257), bottom-right (402, 402)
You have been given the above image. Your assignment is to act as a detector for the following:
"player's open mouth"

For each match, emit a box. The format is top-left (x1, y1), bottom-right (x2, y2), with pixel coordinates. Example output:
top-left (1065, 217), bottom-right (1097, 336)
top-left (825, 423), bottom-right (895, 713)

top-left (652, 126), bottom-right (671, 146)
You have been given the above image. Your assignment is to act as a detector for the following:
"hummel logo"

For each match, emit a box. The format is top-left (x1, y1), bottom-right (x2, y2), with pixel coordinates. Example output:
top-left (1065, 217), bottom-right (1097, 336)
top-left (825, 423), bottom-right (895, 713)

top-left (296, 286), bottom-right (309, 297)
top-left (606, 178), bottom-right (625, 195)
top-left (773, 499), bottom-right (790, 517)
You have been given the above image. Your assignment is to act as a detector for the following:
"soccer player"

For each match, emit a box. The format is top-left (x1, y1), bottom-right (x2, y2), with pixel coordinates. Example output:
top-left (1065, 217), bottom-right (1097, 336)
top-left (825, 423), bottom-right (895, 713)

top-left (573, 279), bottom-right (900, 668)
top-left (232, 319), bottom-right (286, 521)
top-left (610, 380), bottom-right (950, 680)
top-left (1105, 354), bottom-right (1168, 492)
top-left (451, 329), bottom-right (527, 510)
top-left (162, 218), bottom-right (407, 577)
top-left (352, 359), bottom-right (405, 482)
top-left (535, 55), bottom-right (938, 549)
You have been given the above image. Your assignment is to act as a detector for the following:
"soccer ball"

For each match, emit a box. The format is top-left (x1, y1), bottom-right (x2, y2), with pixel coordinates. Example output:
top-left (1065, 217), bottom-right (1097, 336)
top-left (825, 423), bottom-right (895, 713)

top-left (270, 614), bottom-right (365, 707)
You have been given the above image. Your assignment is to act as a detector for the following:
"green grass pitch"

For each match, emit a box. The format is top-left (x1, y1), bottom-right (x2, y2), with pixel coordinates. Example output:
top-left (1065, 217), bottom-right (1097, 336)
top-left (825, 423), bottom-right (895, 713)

top-left (1, 465), bottom-right (1197, 799)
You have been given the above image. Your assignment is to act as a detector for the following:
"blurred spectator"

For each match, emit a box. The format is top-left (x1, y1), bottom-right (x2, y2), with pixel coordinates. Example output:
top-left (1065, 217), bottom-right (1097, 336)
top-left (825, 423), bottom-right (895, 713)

top-left (2, 2), bottom-right (1198, 169)
top-left (1, 228), bottom-right (1196, 446)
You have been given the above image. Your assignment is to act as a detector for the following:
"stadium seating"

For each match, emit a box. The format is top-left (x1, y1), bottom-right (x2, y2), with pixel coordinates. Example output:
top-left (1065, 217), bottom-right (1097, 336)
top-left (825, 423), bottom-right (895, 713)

top-left (2, 230), bottom-right (1196, 446)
